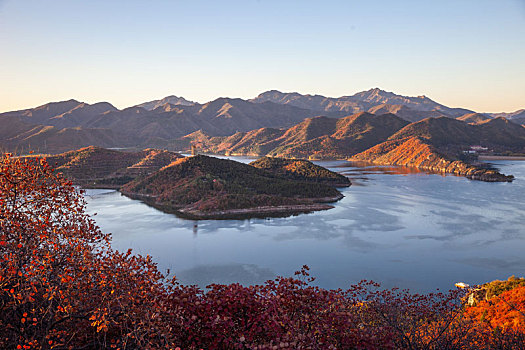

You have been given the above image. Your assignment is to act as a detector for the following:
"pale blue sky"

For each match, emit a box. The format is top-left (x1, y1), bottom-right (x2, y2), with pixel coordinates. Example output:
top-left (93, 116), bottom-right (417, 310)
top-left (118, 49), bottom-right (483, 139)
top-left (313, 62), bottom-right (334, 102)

top-left (1, 0), bottom-right (524, 112)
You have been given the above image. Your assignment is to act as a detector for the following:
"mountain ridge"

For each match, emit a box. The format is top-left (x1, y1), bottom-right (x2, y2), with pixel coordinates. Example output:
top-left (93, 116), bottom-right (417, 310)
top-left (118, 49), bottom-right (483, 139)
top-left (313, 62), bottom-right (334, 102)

top-left (2, 89), bottom-right (523, 157)
top-left (250, 88), bottom-right (475, 118)
top-left (187, 112), bottom-right (410, 159)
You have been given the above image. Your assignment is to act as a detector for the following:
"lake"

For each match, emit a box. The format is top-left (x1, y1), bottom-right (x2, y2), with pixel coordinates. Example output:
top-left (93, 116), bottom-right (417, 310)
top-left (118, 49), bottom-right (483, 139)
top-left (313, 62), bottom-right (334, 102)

top-left (84, 158), bottom-right (525, 293)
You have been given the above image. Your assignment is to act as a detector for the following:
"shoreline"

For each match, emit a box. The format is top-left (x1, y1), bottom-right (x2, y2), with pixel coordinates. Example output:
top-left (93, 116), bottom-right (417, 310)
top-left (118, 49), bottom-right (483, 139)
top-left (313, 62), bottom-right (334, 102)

top-left (120, 190), bottom-right (344, 220)
top-left (348, 157), bottom-right (514, 182)
top-left (177, 203), bottom-right (337, 220)
top-left (479, 155), bottom-right (525, 161)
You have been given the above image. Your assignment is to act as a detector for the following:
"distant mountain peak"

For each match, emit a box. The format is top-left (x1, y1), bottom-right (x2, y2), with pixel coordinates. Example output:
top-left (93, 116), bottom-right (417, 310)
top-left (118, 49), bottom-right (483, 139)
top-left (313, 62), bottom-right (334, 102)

top-left (134, 95), bottom-right (195, 111)
top-left (353, 88), bottom-right (411, 103)
top-left (366, 87), bottom-right (387, 94)
top-left (34, 99), bottom-right (82, 110)
top-left (489, 109), bottom-right (525, 125)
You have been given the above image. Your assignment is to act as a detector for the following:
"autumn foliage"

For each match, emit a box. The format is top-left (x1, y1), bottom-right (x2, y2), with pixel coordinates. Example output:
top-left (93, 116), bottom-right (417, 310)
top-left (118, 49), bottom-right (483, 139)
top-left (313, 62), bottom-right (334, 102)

top-left (466, 285), bottom-right (525, 332)
top-left (0, 154), bottom-right (168, 349)
top-left (1, 154), bottom-right (524, 349)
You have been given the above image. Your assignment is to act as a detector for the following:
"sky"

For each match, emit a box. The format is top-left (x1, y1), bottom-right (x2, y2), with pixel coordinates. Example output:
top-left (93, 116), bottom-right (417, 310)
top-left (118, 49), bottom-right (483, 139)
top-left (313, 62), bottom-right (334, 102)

top-left (0, 0), bottom-right (524, 113)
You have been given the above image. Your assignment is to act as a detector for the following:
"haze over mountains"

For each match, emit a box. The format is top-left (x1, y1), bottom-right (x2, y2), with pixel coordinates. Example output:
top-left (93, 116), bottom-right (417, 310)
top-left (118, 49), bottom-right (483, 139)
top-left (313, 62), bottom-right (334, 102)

top-left (1, 88), bottom-right (524, 155)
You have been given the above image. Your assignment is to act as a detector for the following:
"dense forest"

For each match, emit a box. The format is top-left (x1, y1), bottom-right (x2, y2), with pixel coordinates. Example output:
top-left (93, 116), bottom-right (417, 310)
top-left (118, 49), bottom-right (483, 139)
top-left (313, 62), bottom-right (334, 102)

top-left (1, 154), bottom-right (524, 349)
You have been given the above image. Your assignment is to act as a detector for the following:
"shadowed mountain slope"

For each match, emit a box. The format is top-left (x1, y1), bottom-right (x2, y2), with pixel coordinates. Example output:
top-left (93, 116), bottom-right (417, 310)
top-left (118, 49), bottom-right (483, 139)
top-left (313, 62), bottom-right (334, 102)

top-left (0, 120), bottom-right (130, 154)
top-left (368, 104), bottom-right (449, 122)
top-left (1, 98), bottom-right (319, 153)
top-left (2, 91), bottom-right (523, 156)
top-left (1, 100), bottom-right (117, 127)
top-left (0, 101), bottom-right (126, 153)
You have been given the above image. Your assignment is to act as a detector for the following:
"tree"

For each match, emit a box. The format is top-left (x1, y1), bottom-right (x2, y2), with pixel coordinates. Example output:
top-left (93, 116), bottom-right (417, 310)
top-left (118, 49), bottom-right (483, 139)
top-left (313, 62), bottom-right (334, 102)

top-left (0, 154), bottom-right (169, 349)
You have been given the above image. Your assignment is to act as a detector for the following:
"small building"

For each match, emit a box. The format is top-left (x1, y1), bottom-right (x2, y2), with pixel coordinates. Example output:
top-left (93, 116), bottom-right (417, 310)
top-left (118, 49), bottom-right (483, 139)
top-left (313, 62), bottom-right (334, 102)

top-left (470, 145), bottom-right (488, 152)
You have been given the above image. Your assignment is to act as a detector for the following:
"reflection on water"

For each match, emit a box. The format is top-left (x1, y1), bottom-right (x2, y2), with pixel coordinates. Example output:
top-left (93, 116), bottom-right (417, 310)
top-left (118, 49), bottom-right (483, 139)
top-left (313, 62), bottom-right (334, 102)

top-left (343, 161), bottom-right (433, 175)
top-left (84, 159), bottom-right (525, 292)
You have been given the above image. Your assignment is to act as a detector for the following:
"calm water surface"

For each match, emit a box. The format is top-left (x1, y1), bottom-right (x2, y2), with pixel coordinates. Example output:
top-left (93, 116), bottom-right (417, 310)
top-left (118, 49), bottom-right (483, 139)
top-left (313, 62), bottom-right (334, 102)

top-left (84, 158), bottom-right (525, 292)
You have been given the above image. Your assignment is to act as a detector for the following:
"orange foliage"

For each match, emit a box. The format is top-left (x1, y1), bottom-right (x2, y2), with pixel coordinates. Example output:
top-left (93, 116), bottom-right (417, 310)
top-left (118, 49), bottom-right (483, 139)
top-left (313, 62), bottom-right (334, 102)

top-left (466, 286), bottom-right (525, 332)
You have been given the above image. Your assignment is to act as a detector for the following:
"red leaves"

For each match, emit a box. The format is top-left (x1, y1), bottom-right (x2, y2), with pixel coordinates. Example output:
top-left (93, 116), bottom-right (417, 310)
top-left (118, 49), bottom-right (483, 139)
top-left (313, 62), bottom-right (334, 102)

top-left (1, 153), bottom-right (524, 349)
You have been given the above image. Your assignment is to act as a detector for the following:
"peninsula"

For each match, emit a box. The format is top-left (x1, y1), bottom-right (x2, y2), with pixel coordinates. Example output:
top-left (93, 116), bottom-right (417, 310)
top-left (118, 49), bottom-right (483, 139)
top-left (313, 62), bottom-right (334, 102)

top-left (120, 155), bottom-right (348, 219)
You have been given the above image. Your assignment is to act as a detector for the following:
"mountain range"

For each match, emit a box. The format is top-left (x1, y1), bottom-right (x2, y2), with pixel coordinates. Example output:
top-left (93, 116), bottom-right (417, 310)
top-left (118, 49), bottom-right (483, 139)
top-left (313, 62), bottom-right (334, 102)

top-left (1, 88), bottom-right (524, 157)
top-left (250, 88), bottom-right (474, 118)
top-left (181, 112), bottom-right (410, 159)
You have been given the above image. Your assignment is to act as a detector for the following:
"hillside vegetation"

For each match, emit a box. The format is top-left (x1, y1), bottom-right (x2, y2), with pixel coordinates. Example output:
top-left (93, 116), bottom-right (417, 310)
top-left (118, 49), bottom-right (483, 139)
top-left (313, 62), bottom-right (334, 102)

top-left (469, 276), bottom-right (525, 305)
top-left (250, 156), bottom-right (351, 187)
top-left (31, 146), bottom-right (183, 188)
top-left (389, 117), bottom-right (525, 153)
top-left (190, 114), bottom-right (525, 161)
top-left (347, 116), bottom-right (525, 181)
top-left (466, 277), bottom-right (525, 333)
top-left (121, 155), bottom-right (344, 219)
top-left (23, 147), bottom-right (349, 219)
